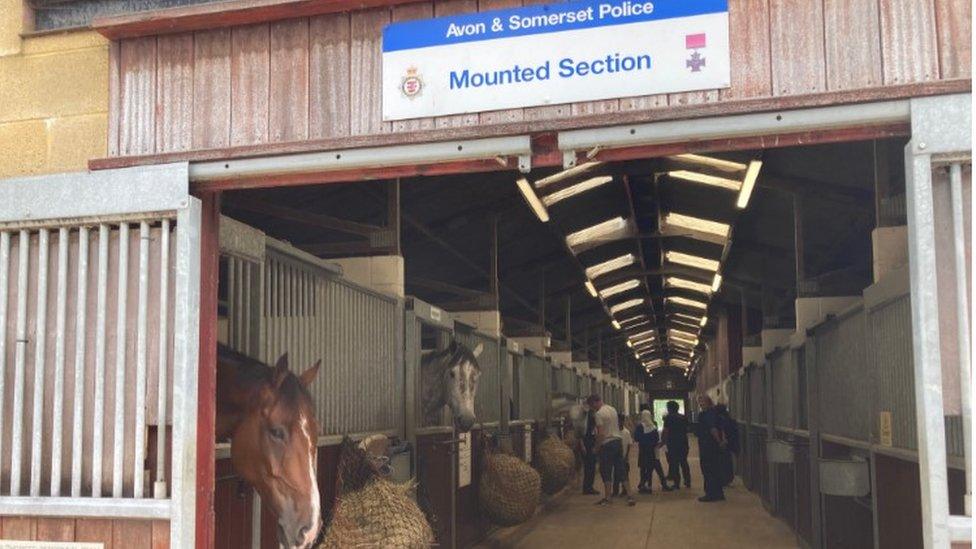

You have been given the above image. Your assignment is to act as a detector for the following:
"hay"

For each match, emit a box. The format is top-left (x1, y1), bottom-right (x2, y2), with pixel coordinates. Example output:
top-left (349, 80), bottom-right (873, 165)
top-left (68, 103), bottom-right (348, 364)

top-left (319, 439), bottom-right (434, 549)
top-left (533, 436), bottom-right (576, 495)
top-left (479, 452), bottom-right (541, 526)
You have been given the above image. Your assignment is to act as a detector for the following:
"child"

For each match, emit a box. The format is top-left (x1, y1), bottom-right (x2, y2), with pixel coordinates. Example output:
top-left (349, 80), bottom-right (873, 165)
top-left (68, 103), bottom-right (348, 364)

top-left (612, 414), bottom-right (633, 497)
top-left (633, 409), bottom-right (670, 493)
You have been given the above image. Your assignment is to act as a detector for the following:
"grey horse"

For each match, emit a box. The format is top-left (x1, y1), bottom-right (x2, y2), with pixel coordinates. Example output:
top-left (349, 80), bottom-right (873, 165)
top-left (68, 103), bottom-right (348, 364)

top-left (421, 339), bottom-right (483, 432)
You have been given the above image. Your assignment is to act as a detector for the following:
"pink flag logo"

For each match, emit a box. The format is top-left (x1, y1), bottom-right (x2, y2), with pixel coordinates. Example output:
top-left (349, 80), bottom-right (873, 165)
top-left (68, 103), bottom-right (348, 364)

top-left (685, 33), bottom-right (707, 72)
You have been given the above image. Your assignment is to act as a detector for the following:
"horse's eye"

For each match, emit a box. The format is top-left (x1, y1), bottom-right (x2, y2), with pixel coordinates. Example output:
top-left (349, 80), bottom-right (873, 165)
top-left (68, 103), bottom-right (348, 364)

top-left (269, 426), bottom-right (287, 441)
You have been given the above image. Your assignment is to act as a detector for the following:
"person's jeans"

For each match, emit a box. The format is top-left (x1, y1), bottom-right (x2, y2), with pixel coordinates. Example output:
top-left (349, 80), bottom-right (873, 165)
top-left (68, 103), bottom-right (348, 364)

top-left (639, 459), bottom-right (668, 489)
top-left (582, 446), bottom-right (597, 492)
top-left (666, 450), bottom-right (691, 487)
top-left (700, 450), bottom-right (725, 498)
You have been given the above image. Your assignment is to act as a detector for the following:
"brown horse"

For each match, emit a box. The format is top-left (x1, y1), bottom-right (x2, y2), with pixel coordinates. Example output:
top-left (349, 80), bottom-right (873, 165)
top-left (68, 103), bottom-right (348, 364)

top-left (216, 345), bottom-right (322, 549)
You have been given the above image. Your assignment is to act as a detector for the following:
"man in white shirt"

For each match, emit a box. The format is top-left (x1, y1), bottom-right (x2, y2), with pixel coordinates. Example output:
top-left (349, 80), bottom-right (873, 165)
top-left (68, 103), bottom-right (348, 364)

top-left (587, 394), bottom-right (635, 506)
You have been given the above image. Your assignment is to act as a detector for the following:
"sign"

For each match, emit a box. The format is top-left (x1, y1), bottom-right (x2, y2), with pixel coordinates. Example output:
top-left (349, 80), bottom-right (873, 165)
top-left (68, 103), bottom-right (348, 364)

top-left (458, 431), bottom-right (472, 487)
top-left (879, 411), bottom-right (893, 447)
top-left (382, 0), bottom-right (730, 120)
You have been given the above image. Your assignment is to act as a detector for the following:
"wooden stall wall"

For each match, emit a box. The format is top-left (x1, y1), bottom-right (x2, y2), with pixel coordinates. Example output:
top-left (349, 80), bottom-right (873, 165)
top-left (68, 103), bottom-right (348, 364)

top-left (0, 517), bottom-right (169, 548)
top-left (102, 0), bottom-right (971, 159)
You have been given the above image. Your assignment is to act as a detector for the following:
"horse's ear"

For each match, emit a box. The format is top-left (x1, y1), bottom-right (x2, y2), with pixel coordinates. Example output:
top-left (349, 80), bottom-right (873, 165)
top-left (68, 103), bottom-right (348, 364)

top-left (298, 360), bottom-right (321, 388)
top-left (472, 342), bottom-right (484, 358)
top-left (273, 353), bottom-right (289, 389)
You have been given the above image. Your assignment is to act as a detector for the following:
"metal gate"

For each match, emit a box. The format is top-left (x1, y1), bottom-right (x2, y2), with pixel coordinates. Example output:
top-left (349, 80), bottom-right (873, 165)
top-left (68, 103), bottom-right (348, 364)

top-left (519, 351), bottom-right (548, 422)
top-left (0, 164), bottom-right (199, 548)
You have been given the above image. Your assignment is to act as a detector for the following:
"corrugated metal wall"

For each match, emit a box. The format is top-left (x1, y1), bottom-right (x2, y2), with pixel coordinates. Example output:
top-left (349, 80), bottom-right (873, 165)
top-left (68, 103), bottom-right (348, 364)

top-left (263, 249), bottom-right (401, 436)
top-left (771, 350), bottom-right (795, 429)
top-left (869, 294), bottom-right (916, 450)
top-left (519, 353), bottom-right (547, 421)
top-left (749, 367), bottom-right (765, 425)
top-left (815, 307), bottom-right (870, 440)
top-left (455, 328), bottom-right (502, 426)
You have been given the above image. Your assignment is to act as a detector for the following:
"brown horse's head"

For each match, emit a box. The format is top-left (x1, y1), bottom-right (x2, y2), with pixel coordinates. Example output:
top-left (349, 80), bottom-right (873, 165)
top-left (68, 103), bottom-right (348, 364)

top-left (231, 353), bottom-right (322, 548)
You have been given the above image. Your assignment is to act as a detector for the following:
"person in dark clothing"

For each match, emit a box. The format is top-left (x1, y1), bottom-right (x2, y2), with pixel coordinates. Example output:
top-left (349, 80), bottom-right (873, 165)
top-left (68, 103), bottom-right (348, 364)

top-left (633, 409), bottom-right (670, 493)
top-left (659, 400), bottom-right (691, 489)
top-left (696, 395), bottom-right (727, 502)
top-left (581, 405), bottom-right (599, 495)
top-left (714, 403), bottom-right (738, 486)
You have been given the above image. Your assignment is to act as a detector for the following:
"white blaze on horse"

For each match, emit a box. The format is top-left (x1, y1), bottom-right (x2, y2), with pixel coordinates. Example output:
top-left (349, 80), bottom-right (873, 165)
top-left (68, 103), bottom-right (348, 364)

top-left (216, 345), bottom-right (323, 549)
top-left (421, 339), bottom-right (484, 432)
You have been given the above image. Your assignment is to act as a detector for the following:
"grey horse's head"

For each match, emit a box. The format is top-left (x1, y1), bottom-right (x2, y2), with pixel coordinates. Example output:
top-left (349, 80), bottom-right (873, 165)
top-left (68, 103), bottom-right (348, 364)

top-left (443, 339), bottom-right (483, 432)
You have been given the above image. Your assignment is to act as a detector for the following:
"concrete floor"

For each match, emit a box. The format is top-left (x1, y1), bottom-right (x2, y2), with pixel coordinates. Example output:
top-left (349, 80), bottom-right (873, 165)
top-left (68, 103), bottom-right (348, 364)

top-left (476, 438), bottom-right (798, 549)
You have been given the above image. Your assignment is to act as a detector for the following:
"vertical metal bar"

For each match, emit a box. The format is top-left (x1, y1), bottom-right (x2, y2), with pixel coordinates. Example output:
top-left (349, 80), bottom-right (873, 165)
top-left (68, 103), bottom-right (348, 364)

top-left (170, 199), bottom-right (202, 549)
top-left (92, 223), bottom-right (109, 497)
top-left (948, 162), bottom-right (972, 515)
top-left (112, 223), bottom-right (129, 498)
top-left (240, 261), bottom-right (248, 356)
top-left (905, 146), bottom-right (950, 548)
top-left (0, 232), bottom-right (9, 496)
top-left (51, 227), bottom-right (69, 496)
top-left (133, 221), bottom-right (150, 498)
top-left (10, 230), bottom-right (31, 496)
top-left (71, 226), bottom-right (89, 497)
top-left (155, 219), bottom-right (170, 498)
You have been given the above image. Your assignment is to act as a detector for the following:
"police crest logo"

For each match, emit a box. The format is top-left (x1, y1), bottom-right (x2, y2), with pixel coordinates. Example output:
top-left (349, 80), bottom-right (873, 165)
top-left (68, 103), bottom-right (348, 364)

top-left (400, 66), bottom-right (424, 99)
top-left (685, 33), bottom-right (707, 72)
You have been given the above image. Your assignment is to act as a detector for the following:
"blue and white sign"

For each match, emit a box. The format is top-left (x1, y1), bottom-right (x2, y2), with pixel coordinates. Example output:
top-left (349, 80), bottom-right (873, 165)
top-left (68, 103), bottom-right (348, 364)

top-left (382, 0), bottom-right (730, 121)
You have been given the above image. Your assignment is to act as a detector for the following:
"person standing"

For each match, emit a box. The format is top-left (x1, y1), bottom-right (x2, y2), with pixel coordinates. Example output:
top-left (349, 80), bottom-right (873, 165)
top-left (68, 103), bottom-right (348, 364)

top-left (581, 404), bottom-right (599, 495)
top-left (633, 409), bottom-right (670, 493)
top-left (659, 400), bottom-right (691, 489)
top-left (696, 395), bottom-right (727, 502)
top-left (612, 414), bottom-right (633, 497)
top-left (587, 394), bottom-right (635, 506)
top-left (714, 402), bottom-right (738, 486)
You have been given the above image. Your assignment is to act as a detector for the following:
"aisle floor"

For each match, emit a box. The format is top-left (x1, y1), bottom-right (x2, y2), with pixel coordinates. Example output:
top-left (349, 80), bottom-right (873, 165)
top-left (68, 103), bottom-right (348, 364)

top-left (476, 439), bottom-right (798, 549)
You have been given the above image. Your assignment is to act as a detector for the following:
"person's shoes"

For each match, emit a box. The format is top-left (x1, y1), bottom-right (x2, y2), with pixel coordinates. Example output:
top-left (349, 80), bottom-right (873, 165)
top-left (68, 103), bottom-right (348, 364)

top-left (595, 498), bottom-right (611, 506)
top-left (697, 495), bottom-right (725, 502)
top-left (661, 485), bottom-right (674, 492)
top-left (627, 498), bottom-right (636, 506)
top-left (583, 488), bottom-right (599, 495)
top-left (684, 483), bottom-right (692, 489)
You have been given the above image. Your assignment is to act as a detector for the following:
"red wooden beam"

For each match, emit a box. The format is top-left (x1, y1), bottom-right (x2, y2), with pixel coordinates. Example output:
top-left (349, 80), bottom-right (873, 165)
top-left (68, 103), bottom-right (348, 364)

top-left (196, 191), bottom-right (220, 549)
top-left (92, 0), bottom-right (423, 40)
top-left (87, 79), bottom-right (970, 173)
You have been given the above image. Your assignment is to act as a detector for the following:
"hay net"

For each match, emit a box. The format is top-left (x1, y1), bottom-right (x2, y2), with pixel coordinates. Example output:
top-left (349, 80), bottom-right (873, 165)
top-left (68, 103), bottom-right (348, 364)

top-left (319, 437), bottom-right (434, 549)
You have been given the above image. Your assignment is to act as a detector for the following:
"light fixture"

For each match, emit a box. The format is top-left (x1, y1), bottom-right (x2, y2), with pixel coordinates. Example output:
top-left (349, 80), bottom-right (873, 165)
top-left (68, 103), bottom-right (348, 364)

top-left (566, 217), bottom-right (631, 251)
top-left (670, 336), bottom-right (698, 347)
top-left (541, 176), bottom-right (613, 206)
top-left (671, 153), bottom-right (747, 173)
top-left (666, 296), bottom-right (708, 310)
top-left (626, 340), bottom-right (633, 348)
top-left (669, 328), bottom-right (698, 340)
top-left (665, 276), bottom-right (712, 295)
top-left (611, 320), bottom-right (621, 330)
top-left (584, 253), bottom-right (636, 279)
top-left (737, 159), bottom-right (762, 209)
top-left (700, 316), bottom-right (708, 327)
top-left (663, 212), bottom-right (731, 239)
top-left (630, 330), bottom-right (656, 340)
top-left (609, 298), bottom-right (644, 315)
top-left (516, 177), bottom-right (549, 222)
top-left (633, 337), bottom-right (656, 347)
top-left (619, 315), bottom-right (646, 325)
top-left (667, 170), bottom-right (742, 191)
top-left (673, 312), bottom-right (703, 323)
top-left (671, 320), bottom-right (700, 332)
top-left (711, 273), bottom-right (723, 292)
top-left (665, 251), bottom-right (720, 272)
top-left (671, 358), bottom-right (691, 368)
top-left (584, 280), bottom-right (598, 297)
top-left (599, 279), bottom-right (640, 298)
top-left (534, 161), bottom-right (604, 189)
